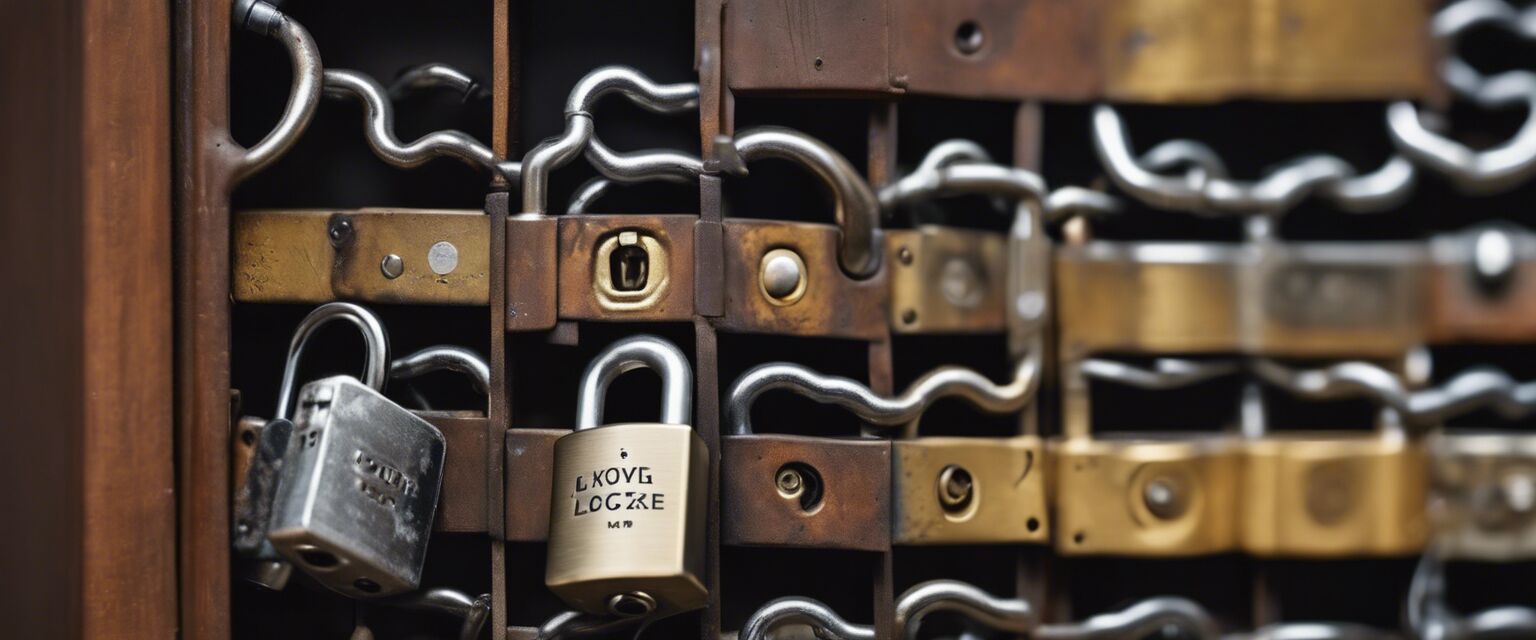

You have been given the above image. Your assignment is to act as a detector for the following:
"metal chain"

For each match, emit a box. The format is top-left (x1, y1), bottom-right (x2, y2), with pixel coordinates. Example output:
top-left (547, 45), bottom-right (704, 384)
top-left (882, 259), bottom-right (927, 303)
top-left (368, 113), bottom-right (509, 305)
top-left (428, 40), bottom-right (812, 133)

top-left (879, 139), bottom-right (1122, 222)
top-left (323, 66), bottom-right (520, 182)
top-left (733, 581), bottom-right (1220, 639)
top-left (1080, 357), bottom-right (1536, 431)
top-left (725, 354), bottom-right (1040, 436)
top-left (1408, 553), bottom-right (1536, 640)
top-left (521, 66), bottom-right (699, 213)
top-left (1387, 0), bottom-right (1536, 194)
top-left (1093, 104), bottom-right (1417, 216)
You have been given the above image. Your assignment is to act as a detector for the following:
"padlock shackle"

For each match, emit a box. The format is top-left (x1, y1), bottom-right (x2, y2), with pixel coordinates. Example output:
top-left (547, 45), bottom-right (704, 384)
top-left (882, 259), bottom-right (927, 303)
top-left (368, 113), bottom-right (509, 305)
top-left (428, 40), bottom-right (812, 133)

top-left (575, 335), bottom-right (692, 431)
top-left (724, 354), bottom-right (1040, 436)
top-left (231, 1), bottom-right (322, 185)
top-left (274, 302), bottom-right (390, 421)
top-left (737, 596), bottom-right (875, 640)
top-left (522, 66), bottom-right (701, 214)
top-left (1033, 596), bottom-right (1218, 640)
top-left (389, 345), bottom-right (490, 395)
top-left (731, 126), bottom-right (883, 279)
top-left (881, 139), bottom-right (1121, 226)
top-left (895, 580), bottom-right (1035, 639)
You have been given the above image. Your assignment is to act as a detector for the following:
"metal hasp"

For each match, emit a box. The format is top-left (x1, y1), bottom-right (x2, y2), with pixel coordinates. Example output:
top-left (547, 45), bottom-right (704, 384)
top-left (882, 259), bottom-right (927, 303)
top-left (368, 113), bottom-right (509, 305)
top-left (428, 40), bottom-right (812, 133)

top-left (712, 126), bottom-right (888, 339)
top-left (545, 335), bottom-right (708, 618)
top-left (263, 303), bottom-right (447, 598)
top-left (721, 0), bottom-right (1431, 102)
top-left (233, 209), bottom-right (490, 305)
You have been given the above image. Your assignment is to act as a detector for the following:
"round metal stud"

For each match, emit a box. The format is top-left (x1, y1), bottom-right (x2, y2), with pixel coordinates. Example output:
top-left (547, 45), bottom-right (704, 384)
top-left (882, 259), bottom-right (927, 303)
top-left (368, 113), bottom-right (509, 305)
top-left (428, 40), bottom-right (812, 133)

top-left (759, 248), bottom-right (808, 305)
top-left (428, 241), bottom-right (460, 276)
top-left (380, 254), bottom-right (404, 279)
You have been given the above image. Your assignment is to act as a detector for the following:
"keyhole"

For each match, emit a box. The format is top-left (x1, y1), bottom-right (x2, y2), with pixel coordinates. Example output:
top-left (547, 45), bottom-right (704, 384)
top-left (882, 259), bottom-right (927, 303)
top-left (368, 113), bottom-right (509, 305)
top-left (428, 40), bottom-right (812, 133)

top-left (610, 244), bottom-right (649, 292)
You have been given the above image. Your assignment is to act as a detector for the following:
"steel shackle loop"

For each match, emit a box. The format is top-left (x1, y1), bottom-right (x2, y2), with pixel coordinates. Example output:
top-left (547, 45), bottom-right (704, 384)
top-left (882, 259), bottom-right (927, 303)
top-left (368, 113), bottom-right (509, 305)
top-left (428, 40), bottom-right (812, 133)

top-left (274, 302), bottom-right (390, 421)
top-left (725, 355), bottom-right (1040, 436)
top-left (1093, 104), bottom-right (1415, 216)
top-left (522, 66), bottom-right (701, 214)
top-left (574, 335), bottom-right (692, 431)
top-left (389, 346), bottom-right (491, 395)
top-left (737, 596), bottom-right (876, 640)
top-left (1033, 596), bottom-right (1219, 640)
top-left (231, 1), bottom-right (323, 185)
top-left (881, 138), bottom-right (1123, 224)
top-left (731, 126), bottom-right (883, 279)
top-left (322, 68), bottom-right (521, 183)
top-left (1085, 357), bottom-right (1536, 433)
top-left (1386, 0), bottom-right (1536, 194)
top-left (894, 580), bottom-right (1037, 639)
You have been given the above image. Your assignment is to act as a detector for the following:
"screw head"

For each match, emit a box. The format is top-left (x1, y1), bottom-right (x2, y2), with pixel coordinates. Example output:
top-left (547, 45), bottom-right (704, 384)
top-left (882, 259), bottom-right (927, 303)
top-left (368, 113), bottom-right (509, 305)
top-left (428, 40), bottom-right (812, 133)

top-left (1473, 226), bottom-right (1516, 295)
top-left (380, 254), bottom-right (404, 279)
top-left (327, 217), bottom-right (354, 248)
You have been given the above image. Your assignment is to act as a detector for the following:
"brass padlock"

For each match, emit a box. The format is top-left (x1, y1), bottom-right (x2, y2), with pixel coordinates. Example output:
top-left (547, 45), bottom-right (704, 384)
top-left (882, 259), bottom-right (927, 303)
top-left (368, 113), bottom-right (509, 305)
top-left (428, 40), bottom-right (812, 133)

top-left (1240, 360), bottom-right (1428, 557)
top-left (889, 356), bottom-right (1048, 545)
top-left (545, 335), bottom-right (707, 617)
top-left (261, 302), bottom-right (447, 598)
top-left (1053, 358), bottom-right (1240, 556)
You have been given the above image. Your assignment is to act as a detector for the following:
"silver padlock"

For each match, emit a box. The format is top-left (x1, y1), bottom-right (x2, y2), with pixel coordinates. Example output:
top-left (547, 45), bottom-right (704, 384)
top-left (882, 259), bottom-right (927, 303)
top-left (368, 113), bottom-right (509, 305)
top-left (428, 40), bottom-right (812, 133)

top-left (545, 335), bottom-right (707, 618)
top-left (265, 302), bottom-right (447, 598)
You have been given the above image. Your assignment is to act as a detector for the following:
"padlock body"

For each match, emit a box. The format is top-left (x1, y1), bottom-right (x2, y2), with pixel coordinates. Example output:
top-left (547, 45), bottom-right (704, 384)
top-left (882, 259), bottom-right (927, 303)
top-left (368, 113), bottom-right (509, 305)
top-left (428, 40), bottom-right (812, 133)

top-left (892, 436), bottom-right (1049, 545)
top-left (1240, 434), bottom-right (1426, 556)
top-left (547, 423), bottom-right (708, 616)
top-left (1053, 436), bottom-right (1238, 556)
top-left (1428, 433), bottom-right (1536, 560)
top-left (267, 375), bottom-right (447, 598)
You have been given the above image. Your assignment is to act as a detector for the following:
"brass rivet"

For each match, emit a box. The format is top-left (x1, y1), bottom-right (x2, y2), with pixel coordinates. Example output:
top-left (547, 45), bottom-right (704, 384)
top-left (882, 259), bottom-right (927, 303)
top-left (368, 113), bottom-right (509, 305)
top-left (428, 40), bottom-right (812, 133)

top-left (380, 254), bottom-right (404, 279)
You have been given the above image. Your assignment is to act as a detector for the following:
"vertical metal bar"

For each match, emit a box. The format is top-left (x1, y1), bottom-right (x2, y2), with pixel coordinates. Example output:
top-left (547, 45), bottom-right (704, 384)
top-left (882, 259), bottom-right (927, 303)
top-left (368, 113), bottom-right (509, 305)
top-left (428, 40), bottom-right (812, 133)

top-left (866, 100), bottom-right (899, 640)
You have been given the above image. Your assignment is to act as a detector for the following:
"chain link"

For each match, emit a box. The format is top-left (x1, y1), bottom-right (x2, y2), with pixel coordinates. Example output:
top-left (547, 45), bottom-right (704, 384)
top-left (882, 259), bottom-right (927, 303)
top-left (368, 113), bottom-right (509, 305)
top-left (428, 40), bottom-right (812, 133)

top-left (1388, 0), bottom-right (1536, 194)
top-left (1093, 104), bottom-right (1417, 216)
top-left (1080, 357), bottom-right (1536, 431)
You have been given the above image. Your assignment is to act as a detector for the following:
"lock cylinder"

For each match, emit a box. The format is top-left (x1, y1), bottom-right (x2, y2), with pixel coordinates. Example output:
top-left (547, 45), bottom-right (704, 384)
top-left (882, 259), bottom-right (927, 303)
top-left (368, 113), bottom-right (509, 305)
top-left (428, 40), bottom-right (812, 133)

top-left (545, 335), bottom-right (708, 617)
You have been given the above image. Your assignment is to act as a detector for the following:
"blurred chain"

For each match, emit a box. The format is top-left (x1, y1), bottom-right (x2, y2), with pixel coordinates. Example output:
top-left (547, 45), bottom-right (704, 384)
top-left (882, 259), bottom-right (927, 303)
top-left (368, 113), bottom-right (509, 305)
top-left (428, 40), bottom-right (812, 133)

top-left (350, 588), bottom-right (490, 640)
top-left (1093, 104), bottom-right (1416, 216)
top-left (1409, 552), bottom-right (1536, 640)
top-left (1080, 358), bottom-right (1536, 431)
top-left (1388, 0), bottom-right (1536, 194)
top-left (879, 139), bottom-right (1122, 222)
top-left (725, 354), bottom-right (1041, 436)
